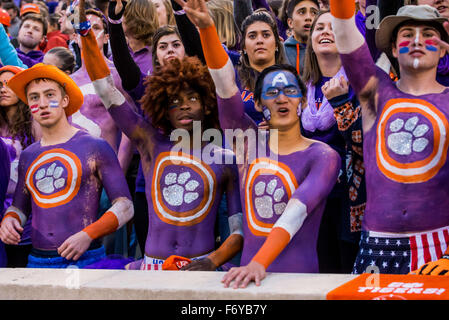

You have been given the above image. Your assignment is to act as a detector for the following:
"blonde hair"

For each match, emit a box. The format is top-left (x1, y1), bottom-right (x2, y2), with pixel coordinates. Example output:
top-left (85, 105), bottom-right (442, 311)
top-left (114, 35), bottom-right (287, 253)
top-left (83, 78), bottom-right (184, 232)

top-left (123, 0), bottom-right (159, 46)
top-left (161, 0), bottom-right (175, 26)
top-left (207, 0), bottom-right (240, 49)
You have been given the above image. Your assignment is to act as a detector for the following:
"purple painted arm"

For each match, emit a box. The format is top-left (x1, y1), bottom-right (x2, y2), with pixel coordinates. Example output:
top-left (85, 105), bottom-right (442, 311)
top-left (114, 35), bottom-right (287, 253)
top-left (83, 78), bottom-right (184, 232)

top-left (108, 101), bottom-right (160, 158)
top-left (290, 143), bottom-right (341, 212)
top-left (96, 139), bottom-right (132, 202)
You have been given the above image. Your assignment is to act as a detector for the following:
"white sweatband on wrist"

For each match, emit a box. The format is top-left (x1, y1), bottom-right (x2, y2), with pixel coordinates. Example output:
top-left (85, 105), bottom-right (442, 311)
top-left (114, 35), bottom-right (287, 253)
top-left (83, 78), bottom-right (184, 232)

top-left (228, 212), bottom-right (243, 236)
top-left (92, 76), bottom-right (126, 109)
top-left (273, 198), bottom-right (307, 240)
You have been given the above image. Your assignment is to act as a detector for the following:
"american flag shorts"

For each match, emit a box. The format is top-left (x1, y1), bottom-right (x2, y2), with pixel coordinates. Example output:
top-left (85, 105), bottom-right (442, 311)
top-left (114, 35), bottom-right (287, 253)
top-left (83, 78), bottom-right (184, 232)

top-left (352, 226), bottom-right (449, 275)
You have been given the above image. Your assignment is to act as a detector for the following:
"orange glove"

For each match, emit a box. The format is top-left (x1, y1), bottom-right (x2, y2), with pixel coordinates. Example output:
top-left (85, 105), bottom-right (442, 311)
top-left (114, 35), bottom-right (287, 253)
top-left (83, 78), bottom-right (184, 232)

top-left (162, 255), bottom-right (192, 270)
top-left (410, 255), bottom-right (449, 276)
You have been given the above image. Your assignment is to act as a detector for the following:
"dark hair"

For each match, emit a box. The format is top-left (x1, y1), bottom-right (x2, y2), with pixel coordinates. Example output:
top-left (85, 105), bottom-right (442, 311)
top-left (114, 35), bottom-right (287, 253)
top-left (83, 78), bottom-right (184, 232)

top-left (20, 12), bottom-right (48, 35)
top-left (2, 2), bottom-right (19, 16)
top-left (151, 25), bottom-right (182, 67)
top-left (302, 10), bottom-right (330, 85)
top-left (48, 12), bottom-right (61, 29)
top-left (254, 64), bottom-right (307, 103)
top-left (140, 56), bottom-right (219, 135)
top-left (238, 10), bottom-right (287, 92)
top-left (0, 69), bottom-right (33, 147)
top-left (286, 0), bottom-right (319, 18)
top-left (46, 47), bottom-right (76, 74)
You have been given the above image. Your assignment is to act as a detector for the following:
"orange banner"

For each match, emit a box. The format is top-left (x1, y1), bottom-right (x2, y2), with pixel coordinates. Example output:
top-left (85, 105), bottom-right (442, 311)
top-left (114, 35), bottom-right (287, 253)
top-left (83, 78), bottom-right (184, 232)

top-left (327, 274), bottom-right (449, 300)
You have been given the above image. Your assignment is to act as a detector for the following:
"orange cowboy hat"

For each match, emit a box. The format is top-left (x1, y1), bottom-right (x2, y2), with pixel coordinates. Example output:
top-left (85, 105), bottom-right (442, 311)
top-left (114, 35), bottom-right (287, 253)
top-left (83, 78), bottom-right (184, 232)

top-left (7, 63), bottom-right (83, 117)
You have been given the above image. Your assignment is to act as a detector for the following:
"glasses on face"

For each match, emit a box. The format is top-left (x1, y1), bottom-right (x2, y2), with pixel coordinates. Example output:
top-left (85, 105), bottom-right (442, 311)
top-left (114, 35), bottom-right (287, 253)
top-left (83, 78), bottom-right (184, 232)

top-left (263, 86), bottom-right (302, 99)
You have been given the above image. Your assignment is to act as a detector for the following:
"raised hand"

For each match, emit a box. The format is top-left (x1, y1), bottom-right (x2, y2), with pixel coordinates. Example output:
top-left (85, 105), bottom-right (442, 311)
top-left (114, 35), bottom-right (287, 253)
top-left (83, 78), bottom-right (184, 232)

top-left (173, 0), bottom-right (214, 29)
top-left (108, 0), bottom-right (128, 21)
top-left (221, 260), bottom-right (266, 289)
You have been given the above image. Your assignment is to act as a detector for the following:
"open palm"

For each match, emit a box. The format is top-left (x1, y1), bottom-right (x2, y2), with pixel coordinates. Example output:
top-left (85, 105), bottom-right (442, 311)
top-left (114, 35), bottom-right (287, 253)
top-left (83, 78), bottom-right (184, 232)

top-left (174, 0), bottom-right (213, 29)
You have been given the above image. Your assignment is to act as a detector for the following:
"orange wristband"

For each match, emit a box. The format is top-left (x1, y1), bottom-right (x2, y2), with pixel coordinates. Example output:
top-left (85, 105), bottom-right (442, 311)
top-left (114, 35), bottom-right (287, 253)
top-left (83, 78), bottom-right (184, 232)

top-left (82, 211), bottom-right (119, 240)
top-left (199, 25), bottom-right (229, 69)
top-left (252, 227), bottom-right (290, 269)
top-left (80, 30), bottom-right (110, 81)
top-left (330, 0), bottom-right (356, 19)
top-left (1, 212), bottom-right (21, 226)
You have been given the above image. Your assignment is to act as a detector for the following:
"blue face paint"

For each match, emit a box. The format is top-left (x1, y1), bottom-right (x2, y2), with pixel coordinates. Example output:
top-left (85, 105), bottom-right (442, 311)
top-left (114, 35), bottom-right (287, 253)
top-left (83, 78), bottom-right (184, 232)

top-left (261, 71), bottom-right (302, 100)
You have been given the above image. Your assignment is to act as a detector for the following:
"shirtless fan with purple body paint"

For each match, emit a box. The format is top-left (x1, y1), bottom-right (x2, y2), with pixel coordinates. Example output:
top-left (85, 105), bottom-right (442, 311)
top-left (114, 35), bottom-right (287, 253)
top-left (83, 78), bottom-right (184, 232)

top-left (331, 1), bottom-right (449, 275)
top-left (0, 63), bottom-right (134, 268)
top-left (78, 0), bottom-right (244, 271)
top-left (177, 0), bottom-right (341, 288)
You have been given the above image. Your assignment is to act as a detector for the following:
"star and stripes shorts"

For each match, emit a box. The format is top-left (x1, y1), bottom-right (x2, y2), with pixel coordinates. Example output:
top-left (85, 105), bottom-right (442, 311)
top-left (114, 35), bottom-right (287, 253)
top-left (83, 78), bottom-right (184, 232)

top-left (352, 226), bottom-right (449, 275)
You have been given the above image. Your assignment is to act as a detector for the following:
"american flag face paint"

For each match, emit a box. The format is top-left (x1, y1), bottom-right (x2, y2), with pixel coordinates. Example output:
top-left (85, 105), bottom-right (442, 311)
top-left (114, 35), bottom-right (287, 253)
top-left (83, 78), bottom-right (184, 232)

top-left (30, 104), bottom-right (39, 114)
top-left (425, 39), bottom-right (438, 52)
top-left (398, 41), bottom-right (410, 54)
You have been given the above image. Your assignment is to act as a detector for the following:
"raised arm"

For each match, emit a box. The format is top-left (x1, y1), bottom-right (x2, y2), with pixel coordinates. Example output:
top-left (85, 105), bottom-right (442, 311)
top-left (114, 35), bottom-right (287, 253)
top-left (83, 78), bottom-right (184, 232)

top-left (176, 0), bottom-right (257, 132)
top-left (330, 0), bottom-right (379, 129)
top-left (77, 0), bottom-right (157, 150)
top-left (170, 0), bottom-right (206, 64)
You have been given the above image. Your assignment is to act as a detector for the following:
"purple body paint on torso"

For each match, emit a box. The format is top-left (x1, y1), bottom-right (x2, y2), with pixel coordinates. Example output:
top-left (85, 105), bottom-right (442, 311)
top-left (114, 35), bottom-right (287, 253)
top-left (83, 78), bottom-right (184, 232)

top-left (341, 43), bottom-right (449, 233)
top-left (69, 60), bottom-right (136, 153)
top-left (217, 93), bottom-right (340, 273)
top-left (107, 101), bottom-right (242, 259)
top-left (12, 130), bottom-right (130, 250)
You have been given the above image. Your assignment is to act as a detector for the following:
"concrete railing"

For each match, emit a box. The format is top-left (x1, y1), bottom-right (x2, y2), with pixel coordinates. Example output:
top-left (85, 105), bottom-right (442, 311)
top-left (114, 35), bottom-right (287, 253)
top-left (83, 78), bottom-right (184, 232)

top-left (0, 268), bottom-right (356, 300)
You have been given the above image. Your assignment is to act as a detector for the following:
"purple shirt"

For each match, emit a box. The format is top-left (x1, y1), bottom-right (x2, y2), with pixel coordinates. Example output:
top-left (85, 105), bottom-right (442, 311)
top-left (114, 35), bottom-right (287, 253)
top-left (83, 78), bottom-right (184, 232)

top-left (341, 42), bottom-right (449, 233)
top-left (11, 130), bottom-right (131, 250)
top-left (217, 93), bottom-right (340, 273)
top-left (16, 48), bottom-right (44, 68)
top-left (130, 46), bottom-right (153, 77)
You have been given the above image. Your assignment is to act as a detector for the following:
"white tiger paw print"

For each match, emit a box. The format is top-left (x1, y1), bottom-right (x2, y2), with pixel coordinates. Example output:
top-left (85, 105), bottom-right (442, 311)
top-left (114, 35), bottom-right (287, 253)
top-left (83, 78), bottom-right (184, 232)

top-left (387, 116), bottom-right (429, 156)
top-left (35, 163), bottom-right (66, 194)
top-left (162, 171), bottom-right (200, 206)
top-left (254, 178), bottom-right (287, 219)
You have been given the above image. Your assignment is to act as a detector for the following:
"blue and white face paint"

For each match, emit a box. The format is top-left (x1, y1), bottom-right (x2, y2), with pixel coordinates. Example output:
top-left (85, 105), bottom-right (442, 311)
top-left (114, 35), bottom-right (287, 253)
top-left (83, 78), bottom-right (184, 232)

top-left (261, 71), bottom-right (302, 100)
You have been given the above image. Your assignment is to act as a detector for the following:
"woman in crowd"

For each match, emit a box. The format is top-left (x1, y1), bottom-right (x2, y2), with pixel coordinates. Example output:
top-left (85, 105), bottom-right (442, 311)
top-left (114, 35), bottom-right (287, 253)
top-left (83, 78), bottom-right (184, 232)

top-left (237, 10), bottom-right (288, 124)
top-left (302, 11), bottom-right (363, 273)
top-left (43, 46), bottom-right (76, 74)
top-left (0, 66), bottom-right (40, 267)
top-left (151, 0), bottom-right (175, 27)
